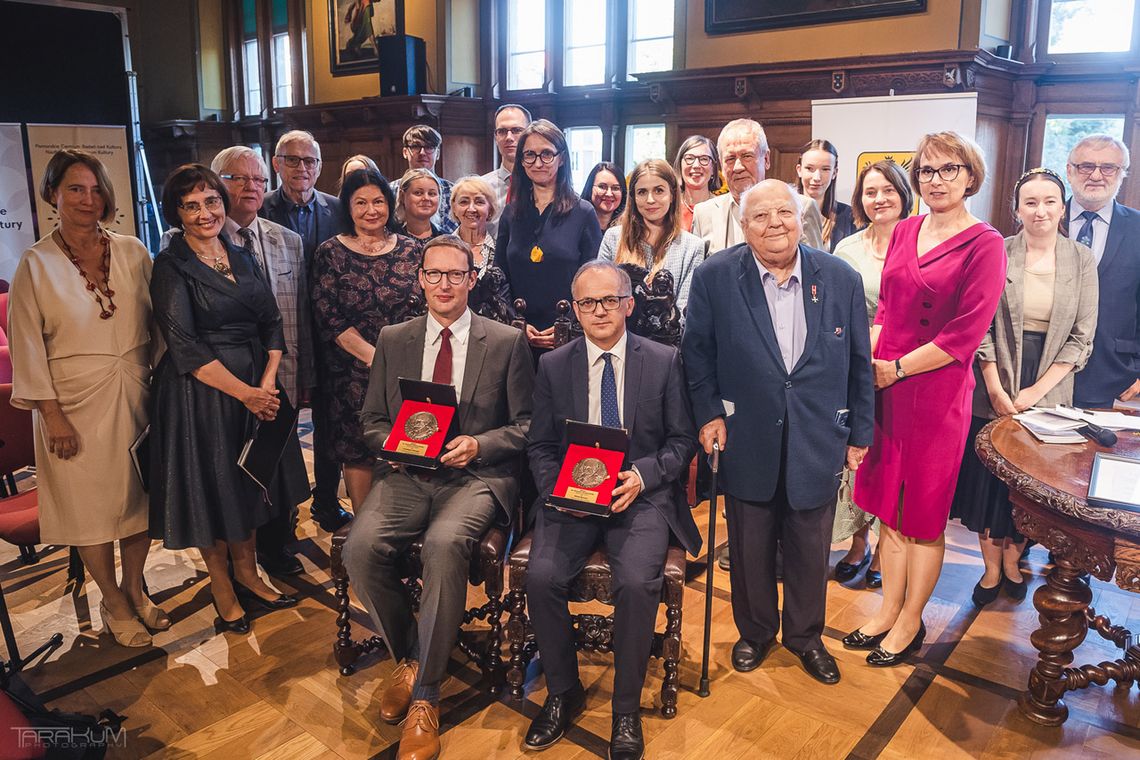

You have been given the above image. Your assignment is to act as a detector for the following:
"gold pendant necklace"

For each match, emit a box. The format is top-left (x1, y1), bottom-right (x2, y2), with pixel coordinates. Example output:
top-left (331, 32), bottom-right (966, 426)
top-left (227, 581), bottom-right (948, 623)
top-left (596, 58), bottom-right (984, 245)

top-left (195, 250), bottom-right (232, 276)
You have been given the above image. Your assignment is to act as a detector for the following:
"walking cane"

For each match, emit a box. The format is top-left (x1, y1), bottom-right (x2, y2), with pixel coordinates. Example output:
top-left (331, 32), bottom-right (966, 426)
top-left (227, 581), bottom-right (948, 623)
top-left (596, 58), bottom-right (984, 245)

top-left (697, 440), bottom-right (720, 698)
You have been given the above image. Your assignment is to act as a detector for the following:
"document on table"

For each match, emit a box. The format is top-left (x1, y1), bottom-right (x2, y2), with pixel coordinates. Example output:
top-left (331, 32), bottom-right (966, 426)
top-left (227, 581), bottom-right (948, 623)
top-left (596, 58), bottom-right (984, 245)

top-left (1014, 409), bottom-right (1085, 444)
top-left (1048, 405), bottom-right (1140, 431)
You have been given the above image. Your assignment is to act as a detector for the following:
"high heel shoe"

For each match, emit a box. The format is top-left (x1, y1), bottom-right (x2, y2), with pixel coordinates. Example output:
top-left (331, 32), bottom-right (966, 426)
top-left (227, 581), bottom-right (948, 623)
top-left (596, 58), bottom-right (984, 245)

top-left (100, 601), bottom-right (152, 647)
top-left (866, 622), bottom-right (926, 667)
top-left (134, 596), bottom-right (172, 631)
top-left (835, 548), bottom-right (871, 582)
top-left (212, 600), bottom-right (251, 634)
top-left (865, 569), bottom-right (882, 589)
top-left (233, 581), bottom-right (299, 611)
top-left (842, 628), bottom-right (888, 650)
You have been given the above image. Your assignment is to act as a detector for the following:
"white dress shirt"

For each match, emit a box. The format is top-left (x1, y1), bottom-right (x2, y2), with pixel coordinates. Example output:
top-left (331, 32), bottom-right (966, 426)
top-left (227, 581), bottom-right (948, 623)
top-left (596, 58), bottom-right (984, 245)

top-left (421, 307), bottom-right (473, 398)
top-left (584, 330), bottom-right (628, 426)
top-left (1068, 199), bottom-right (1113, 265)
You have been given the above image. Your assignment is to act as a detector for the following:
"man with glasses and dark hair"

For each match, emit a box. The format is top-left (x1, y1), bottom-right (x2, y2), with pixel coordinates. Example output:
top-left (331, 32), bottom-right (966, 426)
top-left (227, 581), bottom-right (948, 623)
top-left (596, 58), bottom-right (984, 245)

top-left (522, 260), bottom-right (698, 760)
top-left (1065, 134), bottom-right (1140, 408)
top-left (481, 104), bottom-right (532, 231)
top-left (261, 130), bottom-right (353, 533)
top-left (343, 234), bottom-right (534, 760)
top-left (392, 125), bottom-right (458, 233)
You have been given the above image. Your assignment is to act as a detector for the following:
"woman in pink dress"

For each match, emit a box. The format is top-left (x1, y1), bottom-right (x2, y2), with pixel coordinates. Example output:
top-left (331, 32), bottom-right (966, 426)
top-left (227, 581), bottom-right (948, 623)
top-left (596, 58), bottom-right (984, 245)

top-left (845, 132), bottom-right (1007, 666)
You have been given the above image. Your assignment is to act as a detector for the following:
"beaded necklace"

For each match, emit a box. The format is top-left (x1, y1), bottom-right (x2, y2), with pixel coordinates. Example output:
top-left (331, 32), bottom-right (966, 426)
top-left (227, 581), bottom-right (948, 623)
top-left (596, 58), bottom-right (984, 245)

top-left (55, 229), bottom-right (116, 319)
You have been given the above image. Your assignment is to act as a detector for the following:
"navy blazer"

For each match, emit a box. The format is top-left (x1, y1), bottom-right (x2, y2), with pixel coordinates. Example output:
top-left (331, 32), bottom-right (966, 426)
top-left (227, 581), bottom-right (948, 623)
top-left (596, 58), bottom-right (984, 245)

top-left (1071, 200), bottom-right (1140, 406)
top-left (682, 243), bottom-right (874, 509)
top-left (259, 188), bottom-right (343, 267)
top-left (527, 333), bottom-right (701, 555)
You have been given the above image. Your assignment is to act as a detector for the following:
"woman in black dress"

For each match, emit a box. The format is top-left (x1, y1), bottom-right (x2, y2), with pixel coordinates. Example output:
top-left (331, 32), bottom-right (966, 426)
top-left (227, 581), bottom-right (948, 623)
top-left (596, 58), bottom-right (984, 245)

top-left (311, 168), bottom-right (421, 509)
top-left (496, 120), bottom-right (603, 351)
top-left (150, 165), bottom-right (304, 633)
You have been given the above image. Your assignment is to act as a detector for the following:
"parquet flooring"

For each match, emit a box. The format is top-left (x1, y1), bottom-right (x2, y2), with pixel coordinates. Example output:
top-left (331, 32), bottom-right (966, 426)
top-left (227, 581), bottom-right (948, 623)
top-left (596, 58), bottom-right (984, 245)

top-left (2, 411), bottom-right (1139, 758)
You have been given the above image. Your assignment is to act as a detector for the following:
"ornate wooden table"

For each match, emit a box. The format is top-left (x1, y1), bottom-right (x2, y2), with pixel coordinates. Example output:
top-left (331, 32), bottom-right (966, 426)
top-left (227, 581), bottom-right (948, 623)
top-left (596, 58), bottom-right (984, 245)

top-left (977, 417), bottom-right (1140, 726)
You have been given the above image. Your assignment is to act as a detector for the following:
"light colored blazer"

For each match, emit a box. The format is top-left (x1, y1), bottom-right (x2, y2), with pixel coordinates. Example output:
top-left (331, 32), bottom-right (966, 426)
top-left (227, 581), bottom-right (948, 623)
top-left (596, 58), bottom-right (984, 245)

top-left (973, 232), bottom-right (1099, 418)
top-left (160, 218), bottom-right (314, 406)
top-left (691, 190), bottom-right (824, 254)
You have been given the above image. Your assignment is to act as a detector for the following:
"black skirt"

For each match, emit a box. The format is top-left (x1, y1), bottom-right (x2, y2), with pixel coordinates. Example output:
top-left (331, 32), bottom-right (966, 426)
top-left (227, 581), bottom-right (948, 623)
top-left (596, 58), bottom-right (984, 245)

top-left (950, 331), bottom-right (1046, 542)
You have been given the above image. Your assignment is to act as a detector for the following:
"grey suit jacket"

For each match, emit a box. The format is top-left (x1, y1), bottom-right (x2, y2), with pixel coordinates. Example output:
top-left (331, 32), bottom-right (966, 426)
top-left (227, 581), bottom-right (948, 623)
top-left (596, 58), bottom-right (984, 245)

top-left (691, 190), bottom-right (824, 254)
top-left (972, 232), bottom-right (1099, 418)
top-left (359, 312), bottom-right (535, 518)
top-left (159, 220), bottom-right (315, 406)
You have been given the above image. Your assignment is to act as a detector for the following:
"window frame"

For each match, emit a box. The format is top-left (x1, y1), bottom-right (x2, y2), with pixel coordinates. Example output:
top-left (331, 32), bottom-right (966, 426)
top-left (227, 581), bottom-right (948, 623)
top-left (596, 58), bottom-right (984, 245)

top-left (224, 0), bottom-right (306, 120)
top-left (1036, 0), bottom-right (1140, 64)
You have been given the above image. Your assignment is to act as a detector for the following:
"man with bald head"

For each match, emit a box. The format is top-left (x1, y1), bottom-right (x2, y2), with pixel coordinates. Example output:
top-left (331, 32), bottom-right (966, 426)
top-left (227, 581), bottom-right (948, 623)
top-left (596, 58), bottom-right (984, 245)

top-left (691, 119), bottom-right (824, 254)
top-left (683, 179), bottom-right (874, 685)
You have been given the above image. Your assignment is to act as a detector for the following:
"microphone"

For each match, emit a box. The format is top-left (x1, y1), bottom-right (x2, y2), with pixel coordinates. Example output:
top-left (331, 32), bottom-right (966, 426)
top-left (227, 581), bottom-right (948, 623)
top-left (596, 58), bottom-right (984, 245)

top-left (1077, 423), bottom-right (1117, 447)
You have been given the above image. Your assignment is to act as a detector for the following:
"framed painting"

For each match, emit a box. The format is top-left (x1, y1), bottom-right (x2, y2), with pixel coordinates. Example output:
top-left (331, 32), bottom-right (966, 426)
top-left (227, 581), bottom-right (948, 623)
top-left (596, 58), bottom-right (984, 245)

top-left (329, 0), bottom-right (405, 76)
top-left (705, 0), bottom-right (927, 35)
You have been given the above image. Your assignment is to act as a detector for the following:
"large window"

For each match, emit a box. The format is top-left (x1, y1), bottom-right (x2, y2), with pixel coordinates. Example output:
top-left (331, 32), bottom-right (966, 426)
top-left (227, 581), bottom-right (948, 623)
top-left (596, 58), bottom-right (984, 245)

top-left (270, 0), bottom-right (293, 108)
top-left (232, 0), bottom-right (303, 118)
top-left (242, 0), bottom-right (263, 116)
top-left (508, 0), bottom-right (546, 90)
top-left (624, 124), bottom-right (666, 169)
top-left (504, 0), bottom-right (673, 92)
top-left (1041, 115), bottom-right (1126, 195)
top-left (1047, 0), bottom-right (1136, 55)
top-left (566, 126), bottom-right (604, 191)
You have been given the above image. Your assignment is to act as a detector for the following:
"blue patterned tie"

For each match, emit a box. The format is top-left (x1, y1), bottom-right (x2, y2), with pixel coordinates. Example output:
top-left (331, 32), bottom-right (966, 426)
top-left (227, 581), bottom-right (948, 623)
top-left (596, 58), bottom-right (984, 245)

top-left (1076, 210), bottom-right (1097, 248)
top-left (601, 353), bottom-right (621, 428)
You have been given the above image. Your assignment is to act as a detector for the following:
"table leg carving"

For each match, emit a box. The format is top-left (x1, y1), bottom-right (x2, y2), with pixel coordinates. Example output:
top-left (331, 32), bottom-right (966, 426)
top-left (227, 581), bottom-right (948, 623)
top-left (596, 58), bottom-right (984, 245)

top-left (1019, 558), bottom-right (1093, 726)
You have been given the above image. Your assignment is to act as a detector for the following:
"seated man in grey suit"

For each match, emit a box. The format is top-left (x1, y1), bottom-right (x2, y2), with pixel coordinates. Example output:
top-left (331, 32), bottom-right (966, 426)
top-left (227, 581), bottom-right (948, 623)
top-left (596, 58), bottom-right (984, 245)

top-left (343, 235), bottom-right (534, 760)
top-left (692, 118), bottom-right (824, 255)
top-left (523, 260), bottom-right (699, 760)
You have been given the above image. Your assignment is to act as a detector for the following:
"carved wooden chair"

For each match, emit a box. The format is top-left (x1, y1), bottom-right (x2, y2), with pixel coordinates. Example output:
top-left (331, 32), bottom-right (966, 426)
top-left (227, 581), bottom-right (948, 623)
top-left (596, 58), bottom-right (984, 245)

top-left (327, 270), bottom-right (524, 689)
top-left (503, 267), bottom-right (689, 717)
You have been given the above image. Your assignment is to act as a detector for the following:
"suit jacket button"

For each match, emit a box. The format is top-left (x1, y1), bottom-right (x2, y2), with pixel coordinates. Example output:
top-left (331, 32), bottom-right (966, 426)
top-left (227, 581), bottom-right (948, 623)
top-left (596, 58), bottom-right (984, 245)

top-left (785, 380), bottom-right (792, 389)
top-left (776, 419), bottom-right (783, 426)
top-left (919, 318), bottom-right (930, 326)
top-left (922, 302), bottom-right (932, 308)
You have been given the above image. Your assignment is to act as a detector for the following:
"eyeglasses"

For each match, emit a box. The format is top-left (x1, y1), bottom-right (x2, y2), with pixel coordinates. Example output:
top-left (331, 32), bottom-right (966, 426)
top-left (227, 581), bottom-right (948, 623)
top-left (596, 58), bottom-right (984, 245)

top-left (593, 183), bottom-right (622, 196)
top-left (682, 155), bottom-right (713, 167)
top-left (276, 155), bottom-right (320, 169)
top-left (1070, 162), bottom-right (1123, 178)
top-left (405, 143), bottom-right (437, 154)
top-left (421, 268), bottom-right (472, 285)
top-left (916, 164), bottom-right (967, 183)
top-left (494, 127), bottom-right (525, 138)
top-left (178, 195), bottom-right (224, 214)
top-left (521, 150), bottom-right (560, 166)
top-left (219, 174), bottom-right (268, 189)
top-left (573, 295), bottom-right (629, 312)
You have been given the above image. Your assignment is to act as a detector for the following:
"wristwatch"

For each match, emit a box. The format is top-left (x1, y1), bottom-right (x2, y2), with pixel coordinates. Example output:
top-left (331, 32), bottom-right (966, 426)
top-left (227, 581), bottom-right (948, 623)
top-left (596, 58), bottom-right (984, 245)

top-left (894, 358), bottom-right (906, 379)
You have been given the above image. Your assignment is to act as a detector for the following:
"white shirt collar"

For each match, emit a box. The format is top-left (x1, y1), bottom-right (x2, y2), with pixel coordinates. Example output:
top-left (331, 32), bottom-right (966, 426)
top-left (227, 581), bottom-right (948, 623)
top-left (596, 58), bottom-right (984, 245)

top-left (585, 330), bottom-right (628, 367)
top-left (426, 307), bottom-right (473, 346)
top-left (223, 216), bottom-right (262, 240)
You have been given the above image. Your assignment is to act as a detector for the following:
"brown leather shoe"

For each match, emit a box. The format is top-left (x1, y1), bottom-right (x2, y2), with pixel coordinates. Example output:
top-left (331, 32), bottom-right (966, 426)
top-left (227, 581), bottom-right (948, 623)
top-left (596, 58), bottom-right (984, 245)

top-left (379, 660), bottom-right (419, 724)
top-left (397, 700), bottom-right (440, 760)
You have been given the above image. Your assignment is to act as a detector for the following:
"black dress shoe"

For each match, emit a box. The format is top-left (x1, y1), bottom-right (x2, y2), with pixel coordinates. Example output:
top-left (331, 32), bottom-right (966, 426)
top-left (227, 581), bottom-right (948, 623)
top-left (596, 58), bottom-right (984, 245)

top-left (311, 502), bottom-right (353, 532)
top-left (212, 601), bottom-right (251, 634)
top-left (842, 628), bottom-right (887, 650)
top-left (731, 637), bottom-right (775, 672)
top-left (608, 712), bottom-right (644, 760)
top-left (1004, 573), bottom-right (1027, 601)
top-left (835, 548), bottom-right (871, 582)
top-left (233, 582), bottom-right (300, 611)
top-left (524, 682), bottom-right (586, 750)
top-left (867, 622), bottom-right (926, 667)
top-left (865, 569), bottom-right (882, 589)
top-left (717, 546), bottom-right (731, 571)
top-left (258, 550), bottom-right (304, 577)
top-left (794, 647), bottom-right (840, 684)
top-left (972, 578), bottom-right (1001, 607)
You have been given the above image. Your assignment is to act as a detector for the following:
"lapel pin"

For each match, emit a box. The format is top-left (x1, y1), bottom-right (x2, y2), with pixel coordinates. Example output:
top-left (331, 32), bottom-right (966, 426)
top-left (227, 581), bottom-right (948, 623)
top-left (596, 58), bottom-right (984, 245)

top-left (811, 284), bottom-right (819, 303)
top-left (835, 327), bottom-right (843, 336)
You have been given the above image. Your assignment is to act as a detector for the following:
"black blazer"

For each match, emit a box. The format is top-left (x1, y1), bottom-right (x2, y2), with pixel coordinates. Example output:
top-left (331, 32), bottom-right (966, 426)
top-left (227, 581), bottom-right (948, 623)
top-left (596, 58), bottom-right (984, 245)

top-left (259, 188), bottom-right (343, 266)
top-left (682, 243), bottom-right (874, 509)
top-left (1070, 200), bottom-right (1140, 406)
top-left (527, 332), bottom-right (701, 554)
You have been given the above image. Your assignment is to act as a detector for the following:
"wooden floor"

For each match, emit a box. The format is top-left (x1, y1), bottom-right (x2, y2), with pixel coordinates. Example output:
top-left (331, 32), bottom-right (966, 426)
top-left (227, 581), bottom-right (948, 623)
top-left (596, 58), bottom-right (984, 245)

top-left (3, 414), bottom-right (1140, 759)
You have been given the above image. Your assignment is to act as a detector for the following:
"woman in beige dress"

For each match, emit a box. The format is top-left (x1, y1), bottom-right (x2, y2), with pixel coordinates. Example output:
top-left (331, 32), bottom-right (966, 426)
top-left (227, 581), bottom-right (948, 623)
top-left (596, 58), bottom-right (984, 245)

top-left (8, 150), bottom-right (168, 647)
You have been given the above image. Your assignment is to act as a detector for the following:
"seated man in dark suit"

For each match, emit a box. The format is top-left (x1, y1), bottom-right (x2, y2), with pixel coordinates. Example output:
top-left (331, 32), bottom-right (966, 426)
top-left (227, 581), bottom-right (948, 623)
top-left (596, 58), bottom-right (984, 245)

top-left (259, 129), bottom-right (352, 533)
top-left (682, 179), bottom-right (874, 686)
top-left (523, 260), bottom-right (699, 760)
top-left (342, 236), bottom-right (534, 760)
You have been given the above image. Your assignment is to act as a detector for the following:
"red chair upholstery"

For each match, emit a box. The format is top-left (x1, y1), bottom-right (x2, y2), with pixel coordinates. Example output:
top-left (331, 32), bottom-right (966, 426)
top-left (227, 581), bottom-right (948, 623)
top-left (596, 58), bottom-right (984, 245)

top-left (0, 384), bottom-right (38, 564)
top-left (0, 323), bottom-right (8, 347)
top-left (0, 292), bottom-right (8, 337)
top-left (0, 347), bottom-right (11, 384)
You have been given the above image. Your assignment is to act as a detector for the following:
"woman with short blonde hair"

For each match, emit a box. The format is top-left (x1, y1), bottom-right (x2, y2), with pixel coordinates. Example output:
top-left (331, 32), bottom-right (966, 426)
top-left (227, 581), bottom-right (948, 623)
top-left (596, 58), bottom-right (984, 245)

top-left (449, 175), bottom-right (500, 276)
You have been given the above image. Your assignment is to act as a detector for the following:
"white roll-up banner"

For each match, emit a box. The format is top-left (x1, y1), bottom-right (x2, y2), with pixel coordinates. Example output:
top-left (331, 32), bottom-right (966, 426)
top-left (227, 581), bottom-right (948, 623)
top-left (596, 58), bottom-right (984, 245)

top-left (0, 123), bottom-right (36, 285)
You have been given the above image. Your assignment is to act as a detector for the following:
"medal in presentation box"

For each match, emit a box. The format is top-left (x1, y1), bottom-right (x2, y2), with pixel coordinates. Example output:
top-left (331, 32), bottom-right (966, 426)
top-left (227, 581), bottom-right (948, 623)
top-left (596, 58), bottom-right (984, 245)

top-left (547, 420), bottom-right (630, 517)
top-left (380, 378), bottom-right (458, 469)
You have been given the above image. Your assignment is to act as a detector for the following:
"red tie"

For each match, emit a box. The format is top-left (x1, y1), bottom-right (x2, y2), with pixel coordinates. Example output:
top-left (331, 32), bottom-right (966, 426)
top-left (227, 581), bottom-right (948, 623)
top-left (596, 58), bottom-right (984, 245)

top-left (505, 175), bottom-right (513, 205)
top-left (433, 327), bottom-right (452, 385)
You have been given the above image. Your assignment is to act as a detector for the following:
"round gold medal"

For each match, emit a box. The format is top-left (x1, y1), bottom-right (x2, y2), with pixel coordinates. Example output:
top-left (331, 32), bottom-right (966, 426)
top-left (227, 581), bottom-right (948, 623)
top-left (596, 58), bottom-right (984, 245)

top-left (571, 457), bottom-right (608, 489)
top-left (404, 411), bottom-right (439, 441)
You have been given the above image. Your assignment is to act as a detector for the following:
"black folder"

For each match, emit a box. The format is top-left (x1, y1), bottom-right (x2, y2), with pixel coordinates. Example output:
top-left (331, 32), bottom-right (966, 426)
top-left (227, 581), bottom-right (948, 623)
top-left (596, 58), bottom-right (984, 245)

top-left (129, 425), bottom-right (150, 491)
top-left (238, 395), bottom-right (299, 495)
